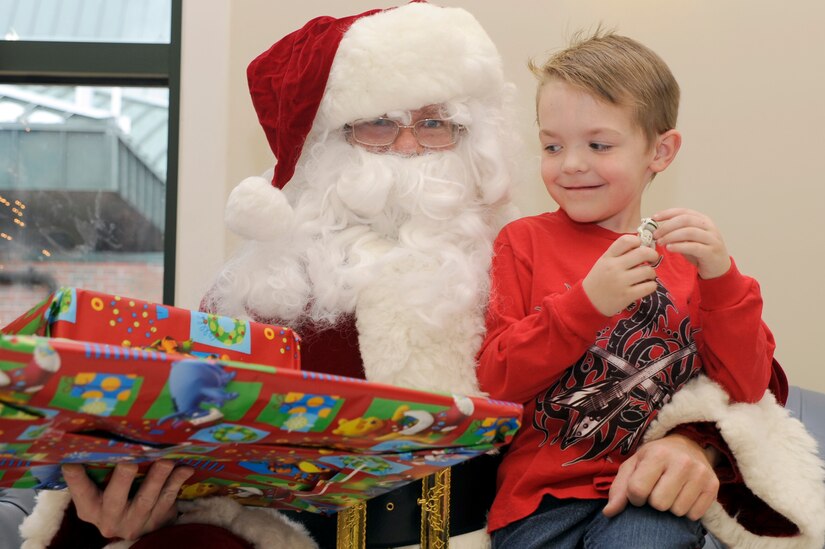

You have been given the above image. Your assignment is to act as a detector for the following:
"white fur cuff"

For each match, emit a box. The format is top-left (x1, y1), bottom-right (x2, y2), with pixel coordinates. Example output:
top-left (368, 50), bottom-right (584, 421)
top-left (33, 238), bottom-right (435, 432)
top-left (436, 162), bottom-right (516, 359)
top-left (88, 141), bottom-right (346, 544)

top-left (646, 375), bottom-right (825, 549)
top-left (19, 490), bottom-right (72, 549)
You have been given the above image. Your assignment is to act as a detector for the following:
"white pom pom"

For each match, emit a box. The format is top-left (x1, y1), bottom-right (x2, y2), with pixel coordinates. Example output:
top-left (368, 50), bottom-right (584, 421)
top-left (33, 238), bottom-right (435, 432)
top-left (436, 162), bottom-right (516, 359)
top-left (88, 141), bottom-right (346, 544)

top-left (225, 176), bottom-right (294, 241)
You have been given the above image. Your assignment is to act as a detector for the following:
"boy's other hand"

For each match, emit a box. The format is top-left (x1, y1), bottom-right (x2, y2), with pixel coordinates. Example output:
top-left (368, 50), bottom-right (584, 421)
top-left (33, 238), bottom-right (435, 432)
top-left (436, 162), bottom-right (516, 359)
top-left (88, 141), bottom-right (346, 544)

top-left (62, 460), bottom-right (194, 541)
top-left (583, 234), bottom-right (660, 316)
top-left (652, 208), bottom-right (731, 279)
top-left (602, 433), bottom-right (719, 521)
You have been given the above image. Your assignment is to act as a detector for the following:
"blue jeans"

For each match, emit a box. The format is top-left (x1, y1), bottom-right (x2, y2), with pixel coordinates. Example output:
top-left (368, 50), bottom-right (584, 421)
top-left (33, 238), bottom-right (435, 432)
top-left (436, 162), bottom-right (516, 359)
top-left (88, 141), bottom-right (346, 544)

top-left (491, 495), bottom-right (706, 549)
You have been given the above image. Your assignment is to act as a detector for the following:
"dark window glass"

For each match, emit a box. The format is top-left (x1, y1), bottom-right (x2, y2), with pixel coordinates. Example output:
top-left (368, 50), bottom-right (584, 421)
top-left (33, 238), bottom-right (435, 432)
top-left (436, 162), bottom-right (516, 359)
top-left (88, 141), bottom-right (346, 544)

top-left (0, 0), bottom-right (179, 324)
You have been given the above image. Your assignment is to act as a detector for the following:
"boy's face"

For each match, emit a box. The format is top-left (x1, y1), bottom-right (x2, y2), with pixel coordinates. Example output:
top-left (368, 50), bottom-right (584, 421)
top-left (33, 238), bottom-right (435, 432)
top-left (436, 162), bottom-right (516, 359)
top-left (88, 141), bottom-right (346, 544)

top-left (537, 80), bottom-right (676, 234)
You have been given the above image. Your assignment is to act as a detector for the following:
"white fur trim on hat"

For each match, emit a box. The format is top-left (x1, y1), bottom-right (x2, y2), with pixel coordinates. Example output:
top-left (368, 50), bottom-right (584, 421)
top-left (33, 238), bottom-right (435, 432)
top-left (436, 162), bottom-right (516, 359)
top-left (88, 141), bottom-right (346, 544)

top-left (646, 375), bottom-right (825, 549)
top-left (225, 176), bottom-right (294, 241)
top-left (316, 2), bottom-right (505, 130)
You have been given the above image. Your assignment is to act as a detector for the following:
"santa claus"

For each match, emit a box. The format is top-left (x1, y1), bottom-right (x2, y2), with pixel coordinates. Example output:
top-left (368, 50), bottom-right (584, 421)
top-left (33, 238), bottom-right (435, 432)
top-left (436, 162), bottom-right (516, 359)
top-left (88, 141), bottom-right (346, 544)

top-left (20, 3), bottom-right (518, 548)
top-left (18, 2), bottom-right (825, 549)
top-left (205, 1), bottom-right (518, 398)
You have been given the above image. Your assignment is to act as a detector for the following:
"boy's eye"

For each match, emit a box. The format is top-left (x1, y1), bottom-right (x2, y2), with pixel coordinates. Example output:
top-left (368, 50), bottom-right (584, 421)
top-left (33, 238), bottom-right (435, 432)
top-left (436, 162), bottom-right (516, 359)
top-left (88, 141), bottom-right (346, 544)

top-left (543, 144), bottom-right (561, 153)
top-left (589, 143), bottom-right (612, 151)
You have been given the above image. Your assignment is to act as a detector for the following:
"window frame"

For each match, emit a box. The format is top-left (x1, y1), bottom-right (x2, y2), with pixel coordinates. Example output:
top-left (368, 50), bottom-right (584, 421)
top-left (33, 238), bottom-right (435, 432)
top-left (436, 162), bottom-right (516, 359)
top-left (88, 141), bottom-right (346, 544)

top-left (0, 0), bottom-right (182, 304)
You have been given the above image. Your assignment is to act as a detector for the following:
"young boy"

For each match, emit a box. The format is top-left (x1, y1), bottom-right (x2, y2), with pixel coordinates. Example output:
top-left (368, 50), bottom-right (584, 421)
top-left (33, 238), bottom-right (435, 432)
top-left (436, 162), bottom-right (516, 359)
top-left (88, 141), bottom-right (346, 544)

top-left (477, 30), bottom-right (777, 548)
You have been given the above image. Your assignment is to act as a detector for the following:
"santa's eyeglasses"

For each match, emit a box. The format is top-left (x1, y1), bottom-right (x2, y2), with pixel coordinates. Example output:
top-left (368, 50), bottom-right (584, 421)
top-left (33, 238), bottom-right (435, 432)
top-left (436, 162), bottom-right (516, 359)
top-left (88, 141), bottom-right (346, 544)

top-left (344, 117), bottom-right (464, 148)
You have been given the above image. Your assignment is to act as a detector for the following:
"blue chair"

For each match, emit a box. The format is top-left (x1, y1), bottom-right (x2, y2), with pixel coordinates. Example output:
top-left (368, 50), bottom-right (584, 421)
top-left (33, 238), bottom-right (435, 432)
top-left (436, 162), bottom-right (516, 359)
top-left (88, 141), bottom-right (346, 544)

top-left (0, 489), bottom-right (35, 549)
top-left (786, 385), bottom-right (825, 448)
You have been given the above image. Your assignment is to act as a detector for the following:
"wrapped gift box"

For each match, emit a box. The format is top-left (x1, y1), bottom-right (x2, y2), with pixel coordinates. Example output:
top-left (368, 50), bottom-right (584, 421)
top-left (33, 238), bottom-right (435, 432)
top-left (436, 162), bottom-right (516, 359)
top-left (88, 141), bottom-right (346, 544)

top-left (0, 334), bottom-right (522, 514)
top-left (2, 287), bottom-right (300, 370)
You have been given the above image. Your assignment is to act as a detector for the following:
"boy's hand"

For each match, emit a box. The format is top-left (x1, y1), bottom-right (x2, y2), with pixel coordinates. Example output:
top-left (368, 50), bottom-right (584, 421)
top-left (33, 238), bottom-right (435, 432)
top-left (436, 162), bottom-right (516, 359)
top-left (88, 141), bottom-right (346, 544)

top-left (652, 208), bottom-right (731, 279)
top-left (583, 234), bottom-right (660, 316)
top-left (603, 433), bottom-right (719, 521)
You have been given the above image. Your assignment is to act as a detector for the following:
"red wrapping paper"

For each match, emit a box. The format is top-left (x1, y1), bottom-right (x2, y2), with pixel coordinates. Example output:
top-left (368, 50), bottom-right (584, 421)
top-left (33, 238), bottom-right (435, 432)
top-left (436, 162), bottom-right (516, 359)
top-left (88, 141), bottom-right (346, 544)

top-left (0, 330), bottom-right (521, 514)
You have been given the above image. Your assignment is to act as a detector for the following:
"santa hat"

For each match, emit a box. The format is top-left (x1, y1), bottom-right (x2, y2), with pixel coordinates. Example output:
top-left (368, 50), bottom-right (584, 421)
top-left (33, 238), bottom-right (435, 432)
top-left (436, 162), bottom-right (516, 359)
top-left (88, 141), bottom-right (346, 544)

top-left (225, 1), bottom-right (505, 241)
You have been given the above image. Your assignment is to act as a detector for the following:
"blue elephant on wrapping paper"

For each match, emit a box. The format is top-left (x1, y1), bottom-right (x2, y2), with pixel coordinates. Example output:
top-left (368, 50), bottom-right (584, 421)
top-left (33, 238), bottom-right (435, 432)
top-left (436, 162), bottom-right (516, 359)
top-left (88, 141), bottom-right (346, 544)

top-left (31, 465), bottom-right (66, 490)
top-left (158, 360), bottom-right (239, 426)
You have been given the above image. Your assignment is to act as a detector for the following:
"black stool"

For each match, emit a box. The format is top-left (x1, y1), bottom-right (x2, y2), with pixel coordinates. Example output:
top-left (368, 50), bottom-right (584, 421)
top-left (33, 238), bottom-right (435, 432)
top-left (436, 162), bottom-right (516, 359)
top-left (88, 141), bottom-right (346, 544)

top-left (283, 452), bottom-right (501, 548)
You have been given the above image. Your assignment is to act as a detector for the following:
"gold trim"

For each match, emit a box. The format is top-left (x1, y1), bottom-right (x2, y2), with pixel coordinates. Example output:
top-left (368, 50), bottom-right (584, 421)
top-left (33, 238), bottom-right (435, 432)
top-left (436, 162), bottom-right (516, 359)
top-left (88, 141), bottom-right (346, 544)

top-left (419, 468), bottom-right (451, 548)
top-left (336, 501), bottom-right (367, 549)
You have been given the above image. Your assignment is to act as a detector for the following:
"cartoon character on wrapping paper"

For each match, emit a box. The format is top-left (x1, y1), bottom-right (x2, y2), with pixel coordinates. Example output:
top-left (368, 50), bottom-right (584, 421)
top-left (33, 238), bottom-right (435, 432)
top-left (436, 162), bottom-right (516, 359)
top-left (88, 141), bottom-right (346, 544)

top-left (157, 360), bottom-right (238, 427)
top-left (332, 398), bottom-right (472, 447)
top-left (0, 340), bottom-right (60, 394)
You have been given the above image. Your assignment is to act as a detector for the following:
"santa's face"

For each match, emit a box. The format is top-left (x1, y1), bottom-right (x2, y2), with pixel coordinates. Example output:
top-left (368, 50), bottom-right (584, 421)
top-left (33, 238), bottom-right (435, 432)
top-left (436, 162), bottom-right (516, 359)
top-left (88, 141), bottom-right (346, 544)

top-left (212, 97), bottom-right (509, 327)
top-left (344, 104), bottom-right (463, 157)
top-left (318, 134), bottom-right (472, 225)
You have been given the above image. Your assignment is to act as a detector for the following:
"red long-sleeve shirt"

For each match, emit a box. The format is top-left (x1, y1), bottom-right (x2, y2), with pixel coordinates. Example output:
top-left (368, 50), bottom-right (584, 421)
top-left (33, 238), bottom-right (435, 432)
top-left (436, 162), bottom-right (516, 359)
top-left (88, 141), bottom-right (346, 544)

top-left (477, 210), bottom-right (776, 532)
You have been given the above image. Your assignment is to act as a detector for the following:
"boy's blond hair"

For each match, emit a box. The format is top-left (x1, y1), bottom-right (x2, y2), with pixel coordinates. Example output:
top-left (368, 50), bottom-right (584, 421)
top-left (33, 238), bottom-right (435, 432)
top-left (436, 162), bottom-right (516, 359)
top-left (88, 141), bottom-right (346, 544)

top-left (530, 29), bottom-right (680, 143)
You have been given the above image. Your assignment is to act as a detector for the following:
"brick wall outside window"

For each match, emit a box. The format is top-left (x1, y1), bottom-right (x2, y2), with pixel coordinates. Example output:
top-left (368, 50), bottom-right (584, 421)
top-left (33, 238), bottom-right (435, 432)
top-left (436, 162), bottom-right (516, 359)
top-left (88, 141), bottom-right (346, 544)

top-left (0, 261), bottom-right (163, 328)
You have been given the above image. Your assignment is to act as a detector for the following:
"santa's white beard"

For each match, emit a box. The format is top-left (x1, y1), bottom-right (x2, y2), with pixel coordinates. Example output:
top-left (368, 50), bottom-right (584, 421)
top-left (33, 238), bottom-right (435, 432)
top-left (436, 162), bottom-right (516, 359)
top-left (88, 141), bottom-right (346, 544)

top-left (210, 139), bottom-right (499, 337)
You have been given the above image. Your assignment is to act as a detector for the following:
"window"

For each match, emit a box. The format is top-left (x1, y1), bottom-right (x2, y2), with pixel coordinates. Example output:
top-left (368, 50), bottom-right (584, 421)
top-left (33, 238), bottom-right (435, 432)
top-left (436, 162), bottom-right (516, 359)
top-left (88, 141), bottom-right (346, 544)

top-left (1, 0), bottom-right (171, 43)
top-left (0, 0), bottom-right (180, 325)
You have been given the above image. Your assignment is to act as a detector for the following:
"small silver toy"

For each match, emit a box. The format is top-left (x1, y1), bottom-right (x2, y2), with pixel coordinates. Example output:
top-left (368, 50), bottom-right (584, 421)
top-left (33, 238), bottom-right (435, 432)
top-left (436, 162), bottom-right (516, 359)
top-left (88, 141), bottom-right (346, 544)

top-left (637, 217), bottom-right (658, 249)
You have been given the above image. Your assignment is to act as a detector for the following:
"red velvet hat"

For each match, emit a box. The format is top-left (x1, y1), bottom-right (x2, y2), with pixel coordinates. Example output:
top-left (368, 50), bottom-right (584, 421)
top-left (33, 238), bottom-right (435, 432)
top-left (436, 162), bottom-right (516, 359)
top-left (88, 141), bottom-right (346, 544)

top-left (246, 8), bottom-right (382, 189)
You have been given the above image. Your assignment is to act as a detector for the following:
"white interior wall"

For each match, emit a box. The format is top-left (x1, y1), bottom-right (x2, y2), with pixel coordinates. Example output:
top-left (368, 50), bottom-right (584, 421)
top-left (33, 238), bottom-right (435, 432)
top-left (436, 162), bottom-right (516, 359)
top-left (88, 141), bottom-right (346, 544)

top-left (178, 0), bottom-right (825, 392)
top-left (175, 0), bottom-right (231, 310)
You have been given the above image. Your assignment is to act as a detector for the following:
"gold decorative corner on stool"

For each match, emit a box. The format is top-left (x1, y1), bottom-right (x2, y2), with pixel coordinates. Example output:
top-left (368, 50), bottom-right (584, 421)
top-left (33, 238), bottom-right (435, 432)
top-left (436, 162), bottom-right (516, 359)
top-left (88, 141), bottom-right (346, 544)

top-left (337, 500), bottom-right (367, 549)
top-left (335, 469), bottom-right (453, 549)
top-left (419, 468), bottom-right (451, 548)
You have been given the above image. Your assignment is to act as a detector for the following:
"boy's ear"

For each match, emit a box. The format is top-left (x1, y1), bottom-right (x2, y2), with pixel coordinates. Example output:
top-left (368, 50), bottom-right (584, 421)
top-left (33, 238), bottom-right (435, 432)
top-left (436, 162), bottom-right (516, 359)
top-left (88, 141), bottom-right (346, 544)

top-left (649, 129), bottom-right (681, 173)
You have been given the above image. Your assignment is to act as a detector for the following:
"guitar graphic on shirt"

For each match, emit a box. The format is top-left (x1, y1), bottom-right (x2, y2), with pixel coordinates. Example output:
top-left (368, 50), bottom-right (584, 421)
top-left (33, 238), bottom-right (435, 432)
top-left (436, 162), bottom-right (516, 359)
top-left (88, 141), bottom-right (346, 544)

top-left (550, 342), bottom-right (697, 444)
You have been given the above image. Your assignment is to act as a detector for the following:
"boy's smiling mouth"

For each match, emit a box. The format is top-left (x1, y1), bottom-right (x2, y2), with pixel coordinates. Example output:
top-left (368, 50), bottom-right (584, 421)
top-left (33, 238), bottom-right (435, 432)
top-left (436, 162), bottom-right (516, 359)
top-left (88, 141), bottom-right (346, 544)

top-left (560, 183), bottom-right (604, 190)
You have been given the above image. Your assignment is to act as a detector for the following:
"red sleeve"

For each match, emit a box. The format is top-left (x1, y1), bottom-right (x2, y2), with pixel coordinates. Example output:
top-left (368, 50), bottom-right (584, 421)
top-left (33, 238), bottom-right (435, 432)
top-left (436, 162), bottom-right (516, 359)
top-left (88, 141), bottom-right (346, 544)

top-left (693, 259), bottom-right (776, 403)
top-left (46, 504), bottom-right (254, 549)
top-left (46, 502), bottom-right (111, 548)
top-left (667, 422), bottom-right (740, 483)
top-left (477, 233), bottom-right (607, 404)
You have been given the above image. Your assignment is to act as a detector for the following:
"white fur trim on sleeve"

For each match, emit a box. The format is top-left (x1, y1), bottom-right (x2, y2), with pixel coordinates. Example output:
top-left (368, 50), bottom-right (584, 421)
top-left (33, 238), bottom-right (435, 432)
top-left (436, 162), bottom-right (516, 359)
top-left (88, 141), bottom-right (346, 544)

top-left (19, 490), bottom-right (72, 549)
top-left (645, 375), bottom-right (825, 549)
